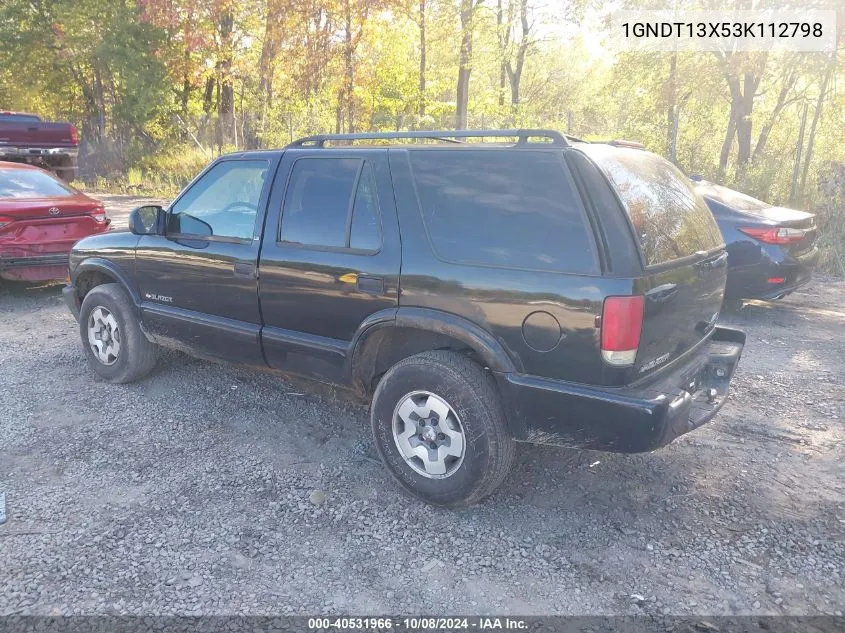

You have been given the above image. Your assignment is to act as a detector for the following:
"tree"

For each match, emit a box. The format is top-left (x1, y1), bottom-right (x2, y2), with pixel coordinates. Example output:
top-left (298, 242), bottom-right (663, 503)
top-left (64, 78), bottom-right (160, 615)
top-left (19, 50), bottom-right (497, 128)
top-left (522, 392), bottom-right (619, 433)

top-left (456, 0), bottom-right (482, 129)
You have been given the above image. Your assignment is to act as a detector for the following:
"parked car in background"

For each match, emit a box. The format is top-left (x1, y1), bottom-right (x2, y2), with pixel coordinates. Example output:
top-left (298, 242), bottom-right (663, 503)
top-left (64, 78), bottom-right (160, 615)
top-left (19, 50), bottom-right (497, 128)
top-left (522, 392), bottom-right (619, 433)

top-left (693, 178), bottom-right (819, 302)
top-left (62, 130), bottom-right (745, 506)
top-left (0, 111), bottom-right (79, 182)
top-left (0, 162), bottom-right (109, 282)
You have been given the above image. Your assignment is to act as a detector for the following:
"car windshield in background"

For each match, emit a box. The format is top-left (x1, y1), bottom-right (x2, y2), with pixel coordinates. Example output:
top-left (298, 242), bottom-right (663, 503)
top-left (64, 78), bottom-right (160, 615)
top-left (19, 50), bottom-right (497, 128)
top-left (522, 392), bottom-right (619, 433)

top-left (580, 145), bottom-right (724, 266)
top-left (0, 168), bottom-right (74, 199)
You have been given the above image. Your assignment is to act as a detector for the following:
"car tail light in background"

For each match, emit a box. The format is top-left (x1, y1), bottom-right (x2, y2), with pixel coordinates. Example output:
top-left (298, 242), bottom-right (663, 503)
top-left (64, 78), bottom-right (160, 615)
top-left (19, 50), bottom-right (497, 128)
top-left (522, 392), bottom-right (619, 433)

top-left (0, 215), bottom-right (13, 229)
top-left (70, 125), bottom-right (78, 144)
top-left (90, 206), bottom-right (106, 222)
top-left (739, 226), bottom-right (805, 245)
top-left (600, 295), bottom-right (644, 366)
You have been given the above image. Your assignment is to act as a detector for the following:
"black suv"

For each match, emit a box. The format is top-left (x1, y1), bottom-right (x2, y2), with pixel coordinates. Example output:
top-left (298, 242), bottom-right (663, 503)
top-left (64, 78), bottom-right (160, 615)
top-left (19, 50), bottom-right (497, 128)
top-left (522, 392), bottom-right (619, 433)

top-left (63, 129), bottom-right (746, 506)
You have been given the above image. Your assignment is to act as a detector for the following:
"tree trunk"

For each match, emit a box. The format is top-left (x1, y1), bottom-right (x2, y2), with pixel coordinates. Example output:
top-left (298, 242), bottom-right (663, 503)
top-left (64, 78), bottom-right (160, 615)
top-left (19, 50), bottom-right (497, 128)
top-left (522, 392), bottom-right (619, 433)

top-left (93, 64), bottom-right (106, 142)
top-left (719, 105), bottom-right (736, 175)
top-left (258, 1), bottom-right (283, 127)
top-left (202, 76), bottom-right (215, 115)
top-left (419, 0), bottom-right (426, 118)
top-left (497, 0), bottom-right (506, 108)
top-left (343, 0), bottom-right (355, 133)
top-left (218, 8), bottom-right (235, 147)
top-left (790, 102), bottom-right (809, 205)
top-left (665, 52), bottom-right (677, 161)
top-left (455, 0), bottom-right (475, 130)
top-left (800, 54), bottom-right (836, 195)
top-left (502, 0), bottom-right (529, 113)
top-left (734, 68), bottom-right (762, 177)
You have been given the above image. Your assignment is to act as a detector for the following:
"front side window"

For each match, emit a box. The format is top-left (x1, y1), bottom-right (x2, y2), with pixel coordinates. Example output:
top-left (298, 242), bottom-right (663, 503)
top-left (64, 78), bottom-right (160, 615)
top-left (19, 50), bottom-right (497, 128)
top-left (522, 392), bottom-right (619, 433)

top-left (168, 160), bottom-right (268, 240)
top-left (280, 158), bottom-right (382, 251)
top-left (408, 150), bottom-right (598, 274)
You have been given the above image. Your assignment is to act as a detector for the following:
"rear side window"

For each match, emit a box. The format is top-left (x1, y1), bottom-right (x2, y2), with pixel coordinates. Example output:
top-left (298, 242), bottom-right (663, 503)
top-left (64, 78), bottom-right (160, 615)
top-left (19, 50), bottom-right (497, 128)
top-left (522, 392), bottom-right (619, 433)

top-left (280, 158), bottom-right (382, 251)
top-left (408, 150), bottom-right (598, 274)
top-left (580, 145), bottom-right (723, 266)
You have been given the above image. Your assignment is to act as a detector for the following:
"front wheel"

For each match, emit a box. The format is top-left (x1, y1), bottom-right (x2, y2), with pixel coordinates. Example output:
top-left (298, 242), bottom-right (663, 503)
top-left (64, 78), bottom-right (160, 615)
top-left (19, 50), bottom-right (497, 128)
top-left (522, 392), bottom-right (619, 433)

top-left (78, 283), bottom-right (156, 383)
top-left (370, 350), bottom-right (516, 506)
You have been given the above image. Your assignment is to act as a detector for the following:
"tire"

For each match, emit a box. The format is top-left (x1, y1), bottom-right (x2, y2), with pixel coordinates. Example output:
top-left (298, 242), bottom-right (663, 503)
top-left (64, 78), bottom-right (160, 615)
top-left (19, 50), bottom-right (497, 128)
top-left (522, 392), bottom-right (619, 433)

top-left (723, 297), bottom-right (744, 312)
top-left (370, 350), bottom-right (516, 507)
top-left (78, 283), bottom-right (156, 383)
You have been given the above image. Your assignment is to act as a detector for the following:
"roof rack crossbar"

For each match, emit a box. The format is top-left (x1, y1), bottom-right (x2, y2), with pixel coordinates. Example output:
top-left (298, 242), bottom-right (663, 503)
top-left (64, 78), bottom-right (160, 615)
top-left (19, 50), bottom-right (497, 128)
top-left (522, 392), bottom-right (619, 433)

top-left (286, 129), bottom-right (569, 148)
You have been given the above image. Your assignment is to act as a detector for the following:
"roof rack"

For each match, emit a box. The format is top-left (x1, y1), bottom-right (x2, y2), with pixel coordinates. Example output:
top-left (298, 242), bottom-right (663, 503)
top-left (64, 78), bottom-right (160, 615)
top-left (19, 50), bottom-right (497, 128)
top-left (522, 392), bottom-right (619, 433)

top-left (286, 129), bottom-right (570, 148)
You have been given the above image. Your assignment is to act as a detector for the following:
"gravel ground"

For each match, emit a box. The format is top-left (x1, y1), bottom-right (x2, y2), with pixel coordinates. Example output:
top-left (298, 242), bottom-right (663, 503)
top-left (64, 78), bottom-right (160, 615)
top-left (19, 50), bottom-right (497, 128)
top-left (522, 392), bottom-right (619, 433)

top-left (1, 195), bottom-right (844, 616)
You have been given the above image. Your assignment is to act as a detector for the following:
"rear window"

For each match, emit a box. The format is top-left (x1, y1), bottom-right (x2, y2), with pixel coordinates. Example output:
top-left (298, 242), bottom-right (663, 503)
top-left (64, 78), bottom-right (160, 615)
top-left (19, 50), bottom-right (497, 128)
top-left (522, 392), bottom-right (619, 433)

top-left (408, 150), bottom-right (598, 274)
top-left (0, 114), bottom-right (40, 123)
top-left (0, 168), bottom-right (73, 199)
top-left (696, 181), bottom-right (771, 212)
top-left (580, 146), bottom-right (723, 266)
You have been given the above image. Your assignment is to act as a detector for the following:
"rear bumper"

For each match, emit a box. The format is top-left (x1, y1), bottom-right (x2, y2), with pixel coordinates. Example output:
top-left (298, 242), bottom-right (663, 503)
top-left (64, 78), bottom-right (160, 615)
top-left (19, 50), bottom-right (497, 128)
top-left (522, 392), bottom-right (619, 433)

top-left (726, 246), bottom-right (818, 300)
top-left (0, 147), bottom-right (78, 158)
top-left (496, 326), bottom-right (746, 453)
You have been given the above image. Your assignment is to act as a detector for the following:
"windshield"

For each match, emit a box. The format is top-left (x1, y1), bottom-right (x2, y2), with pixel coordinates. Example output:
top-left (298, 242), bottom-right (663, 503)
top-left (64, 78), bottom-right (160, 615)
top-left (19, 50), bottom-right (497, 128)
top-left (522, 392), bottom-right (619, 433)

top-left (0, 168), bottom-right (74, 199)
top-left (579, 145), bottom-right (724, 266)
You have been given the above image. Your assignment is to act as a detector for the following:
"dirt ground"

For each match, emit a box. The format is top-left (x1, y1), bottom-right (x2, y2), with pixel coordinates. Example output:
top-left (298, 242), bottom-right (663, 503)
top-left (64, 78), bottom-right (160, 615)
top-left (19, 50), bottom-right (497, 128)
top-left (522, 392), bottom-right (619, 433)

top-left (0, 195), bottom-right (843, 616)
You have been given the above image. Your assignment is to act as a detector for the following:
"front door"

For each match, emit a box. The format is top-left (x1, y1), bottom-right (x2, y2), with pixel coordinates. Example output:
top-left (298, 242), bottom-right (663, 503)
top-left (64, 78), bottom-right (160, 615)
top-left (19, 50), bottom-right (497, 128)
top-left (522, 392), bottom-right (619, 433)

top-left (257, 148), bottom-right (401, 382)
top-left (135, 156), bottom-right (277, 365)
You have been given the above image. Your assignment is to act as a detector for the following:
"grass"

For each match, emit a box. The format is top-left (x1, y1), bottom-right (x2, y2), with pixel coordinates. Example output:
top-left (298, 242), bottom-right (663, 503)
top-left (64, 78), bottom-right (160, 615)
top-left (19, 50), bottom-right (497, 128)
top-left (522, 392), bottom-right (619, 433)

top-left (78, 144), bottom-right (214, 199)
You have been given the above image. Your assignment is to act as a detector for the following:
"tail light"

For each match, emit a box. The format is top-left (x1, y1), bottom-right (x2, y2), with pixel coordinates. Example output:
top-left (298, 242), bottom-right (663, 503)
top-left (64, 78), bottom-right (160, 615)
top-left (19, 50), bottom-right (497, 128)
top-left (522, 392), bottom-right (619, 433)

top-left (600, 295), bottom-right (644, 366)
top-left (739, 226), bottom-right (805, 245)
top-left (0, 215), bottom-right (13, 229)
top-left (90, 206), bottom-right (106, 222)
top-left (69, 125), bottom-right (78, 144)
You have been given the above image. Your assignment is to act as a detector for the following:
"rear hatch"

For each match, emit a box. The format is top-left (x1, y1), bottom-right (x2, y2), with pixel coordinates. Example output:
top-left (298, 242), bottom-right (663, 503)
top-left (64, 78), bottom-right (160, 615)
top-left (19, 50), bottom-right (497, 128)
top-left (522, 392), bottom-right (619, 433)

top-left (696, 180), bottom-right (817, 257)
top-left (581, 145), bottom-right (727, 381)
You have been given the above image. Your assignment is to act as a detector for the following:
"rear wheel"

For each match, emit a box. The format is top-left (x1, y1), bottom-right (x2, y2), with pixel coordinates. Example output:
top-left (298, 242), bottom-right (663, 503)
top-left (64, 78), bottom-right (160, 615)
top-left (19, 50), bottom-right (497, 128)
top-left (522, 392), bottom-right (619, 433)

top-left (370, 350), bottom-right (515, 506)
top-left (79, 283), bottom-right (156, 383)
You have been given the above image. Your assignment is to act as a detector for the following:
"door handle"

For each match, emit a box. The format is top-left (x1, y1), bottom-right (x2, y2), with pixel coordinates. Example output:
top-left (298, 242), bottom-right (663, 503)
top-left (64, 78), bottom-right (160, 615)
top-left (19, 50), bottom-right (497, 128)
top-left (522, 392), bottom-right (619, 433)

top-left (233, 261), bottom-right (256, 278)
top-left (356, 274), bottom-right (384, 294)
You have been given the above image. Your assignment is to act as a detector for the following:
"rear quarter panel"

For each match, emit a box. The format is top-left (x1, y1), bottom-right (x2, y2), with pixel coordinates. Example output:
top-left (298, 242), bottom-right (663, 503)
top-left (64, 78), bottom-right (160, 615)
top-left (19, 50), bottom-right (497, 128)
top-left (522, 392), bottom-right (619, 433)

top-left (388, 149), bottom-right (630, 385)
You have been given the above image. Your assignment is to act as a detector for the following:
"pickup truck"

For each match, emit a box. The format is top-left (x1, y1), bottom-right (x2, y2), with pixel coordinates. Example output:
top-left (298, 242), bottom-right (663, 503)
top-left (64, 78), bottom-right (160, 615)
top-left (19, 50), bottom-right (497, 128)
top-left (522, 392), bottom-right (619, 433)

top-left (0, 112), bottom-right (79, 182)
top-left (63, 129), bottom-right (746, 506)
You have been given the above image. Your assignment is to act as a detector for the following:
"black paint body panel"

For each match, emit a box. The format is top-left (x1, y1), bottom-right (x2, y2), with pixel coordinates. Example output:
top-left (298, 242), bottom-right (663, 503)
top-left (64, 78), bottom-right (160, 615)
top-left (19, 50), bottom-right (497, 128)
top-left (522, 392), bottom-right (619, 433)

top-left (65, 144), bottom-right (746, 453)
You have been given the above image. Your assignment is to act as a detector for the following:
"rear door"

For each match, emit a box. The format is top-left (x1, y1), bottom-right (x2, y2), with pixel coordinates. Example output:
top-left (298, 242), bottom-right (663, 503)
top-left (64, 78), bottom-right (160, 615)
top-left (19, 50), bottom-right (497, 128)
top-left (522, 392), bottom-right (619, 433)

top-left (582, 146), bottom-right (727, 380)
top-left (257, 148), bottom-right (401, 382)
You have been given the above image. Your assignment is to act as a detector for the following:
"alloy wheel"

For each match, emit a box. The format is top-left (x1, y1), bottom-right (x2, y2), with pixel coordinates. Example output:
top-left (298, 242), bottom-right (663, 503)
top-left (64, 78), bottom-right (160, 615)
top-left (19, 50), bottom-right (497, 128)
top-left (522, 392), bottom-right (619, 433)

top-left (392, 390), bottom-right (466, 479)
top-left (87, 306), bottom-right (121, 366)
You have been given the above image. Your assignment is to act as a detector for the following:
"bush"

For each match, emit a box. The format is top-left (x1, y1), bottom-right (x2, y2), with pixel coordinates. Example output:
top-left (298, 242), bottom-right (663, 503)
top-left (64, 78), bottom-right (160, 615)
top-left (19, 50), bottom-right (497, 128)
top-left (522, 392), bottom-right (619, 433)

top-left (815, 162), bottom-right (845, 278)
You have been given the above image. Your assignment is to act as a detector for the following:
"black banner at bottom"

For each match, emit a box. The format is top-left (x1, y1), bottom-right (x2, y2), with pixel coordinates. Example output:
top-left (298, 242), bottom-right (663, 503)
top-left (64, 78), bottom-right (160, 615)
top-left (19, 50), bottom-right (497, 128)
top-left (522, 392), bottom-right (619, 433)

top-left (0, 616), bottom-right (842, 633)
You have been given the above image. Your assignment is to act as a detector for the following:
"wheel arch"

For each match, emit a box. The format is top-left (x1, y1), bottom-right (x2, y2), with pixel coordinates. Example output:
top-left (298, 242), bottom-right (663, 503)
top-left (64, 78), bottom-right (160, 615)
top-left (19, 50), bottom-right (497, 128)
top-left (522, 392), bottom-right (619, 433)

top-left (72, 259), bottom-right (140, 309)
top-left (349, 307), bottom-right (520, 397)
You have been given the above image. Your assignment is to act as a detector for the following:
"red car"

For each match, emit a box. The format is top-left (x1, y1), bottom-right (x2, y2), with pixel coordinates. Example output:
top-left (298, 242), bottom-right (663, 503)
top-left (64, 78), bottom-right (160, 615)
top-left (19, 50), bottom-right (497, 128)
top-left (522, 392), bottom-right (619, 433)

top-left (0, 161), bottom-right (109, 282)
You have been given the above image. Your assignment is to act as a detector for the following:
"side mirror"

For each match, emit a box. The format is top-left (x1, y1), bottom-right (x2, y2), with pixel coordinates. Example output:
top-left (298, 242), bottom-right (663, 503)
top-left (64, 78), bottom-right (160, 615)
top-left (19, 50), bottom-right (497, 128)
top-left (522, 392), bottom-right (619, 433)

top-left (128, 205), bottom-right (165, 236)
